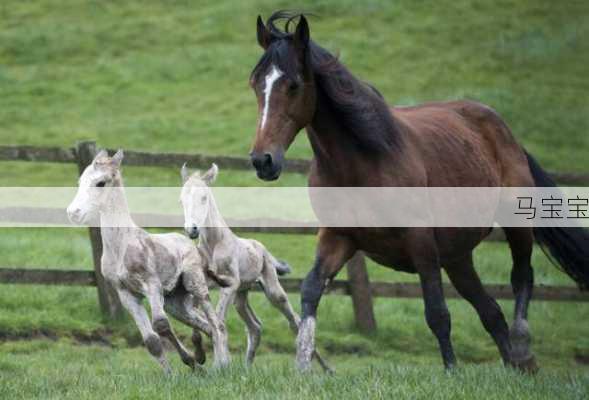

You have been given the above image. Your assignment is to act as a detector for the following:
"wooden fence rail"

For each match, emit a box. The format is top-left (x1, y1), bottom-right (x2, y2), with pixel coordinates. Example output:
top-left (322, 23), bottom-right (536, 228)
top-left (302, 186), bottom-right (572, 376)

top-left (1, 268), bottom-right (587, 302)
top-left (1, 141), bottom-right (588, 333)
top-left (1, 144), bottom-right (589, 184)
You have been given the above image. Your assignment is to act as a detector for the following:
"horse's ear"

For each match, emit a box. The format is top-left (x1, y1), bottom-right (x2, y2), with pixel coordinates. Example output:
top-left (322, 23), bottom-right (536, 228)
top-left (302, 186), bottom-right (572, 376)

top-left (181, 162), bottom-right (190, 184)
top-left (111, 149), bottom-right (124, 168)
top-left (294, 15), bottom-right (310, 53)
top-left (92, 149), bottom-right (108, 164)
top-left (257, 15), bottom-right (272, 49)
top-left (202, 163), bottom-right (218, 185)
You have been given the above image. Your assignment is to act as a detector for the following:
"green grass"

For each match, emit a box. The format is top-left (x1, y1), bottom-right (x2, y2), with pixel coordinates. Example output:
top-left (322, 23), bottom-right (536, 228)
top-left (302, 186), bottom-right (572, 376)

top-left (1, 0), bottom-right (589, 397)
top-left (0, 229), bottom-right (588, 371)
top-left (1, 346), bottom-right (588, 400)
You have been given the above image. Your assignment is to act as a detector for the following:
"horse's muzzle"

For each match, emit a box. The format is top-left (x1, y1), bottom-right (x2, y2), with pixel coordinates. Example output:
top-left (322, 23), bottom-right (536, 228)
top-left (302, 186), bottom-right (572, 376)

top-left (186, 225), bottom-right (199, 239)
top-left (250, 151), bottom-right (282, 181)
top-left (66, 206), bottom-right (84, 225)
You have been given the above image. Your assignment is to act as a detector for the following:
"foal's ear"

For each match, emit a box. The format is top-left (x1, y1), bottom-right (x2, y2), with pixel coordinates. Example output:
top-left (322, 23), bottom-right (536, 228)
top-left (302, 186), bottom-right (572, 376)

top-left (181, 162), bottom-right (190, 184)
top-left (201, 163), bottom-right (218, 185)
top-left (111, 149), bottom-right (124, 168)
top-left (294, 15), bottom-right (310, 53)
top-left (93, 149), bottom-right (108, 163)
top-left (256, 15), bottom-right (272, 49)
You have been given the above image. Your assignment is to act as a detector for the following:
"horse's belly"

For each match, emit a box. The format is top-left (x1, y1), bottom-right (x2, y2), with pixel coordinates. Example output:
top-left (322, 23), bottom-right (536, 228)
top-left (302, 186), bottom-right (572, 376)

top-left (435, 227), bottom-right (492, 262)
top-left (350, 228), bottom-right (416, 272)
top-left (364, 252), bottom-right (416, 273)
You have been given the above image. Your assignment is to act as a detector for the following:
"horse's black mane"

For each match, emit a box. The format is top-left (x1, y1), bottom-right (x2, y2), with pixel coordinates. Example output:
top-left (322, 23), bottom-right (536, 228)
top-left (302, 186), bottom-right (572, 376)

top-left (251, 11), bottom-right (402, 154)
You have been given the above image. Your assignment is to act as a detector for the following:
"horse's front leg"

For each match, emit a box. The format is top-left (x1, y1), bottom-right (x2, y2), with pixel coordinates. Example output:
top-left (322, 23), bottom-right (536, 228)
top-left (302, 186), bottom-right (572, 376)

top-left (146, 283), bottom-right (196, 370)
top-left (117, 288), bottom-right (172, 374)
top-left (297, 229), bottom-right (355, 372)
top-left (409, 228), bottom-right (456, 370)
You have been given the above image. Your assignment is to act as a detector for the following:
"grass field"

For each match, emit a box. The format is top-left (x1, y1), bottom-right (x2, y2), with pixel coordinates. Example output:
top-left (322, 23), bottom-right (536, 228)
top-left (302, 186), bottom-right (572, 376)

top-left (1, 0), bottom-right (589, 398)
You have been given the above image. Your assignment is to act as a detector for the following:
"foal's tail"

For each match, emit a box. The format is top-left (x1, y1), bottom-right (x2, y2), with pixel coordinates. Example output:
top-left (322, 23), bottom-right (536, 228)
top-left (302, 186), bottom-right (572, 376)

top-left (262, 248), bottom-right (291, 276)
top-left (525, 150), bottom-right (589, 290)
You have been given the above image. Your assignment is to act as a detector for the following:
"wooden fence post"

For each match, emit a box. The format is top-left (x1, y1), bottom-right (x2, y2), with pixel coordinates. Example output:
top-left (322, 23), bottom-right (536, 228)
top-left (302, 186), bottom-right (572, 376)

top-left (75, 141), bottom-right (123, 318)
top-left (346, 252), bottom-right (377, 333)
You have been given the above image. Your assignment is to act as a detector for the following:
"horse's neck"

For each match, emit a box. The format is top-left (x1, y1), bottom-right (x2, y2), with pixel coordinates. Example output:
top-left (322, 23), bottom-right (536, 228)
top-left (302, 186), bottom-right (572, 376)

top-left (200, 194), bottom-right (234, 254)
top-left (306, 95), bottom-right (363, 181)
top-left (306, 90), bottom-right (403, 185)
top-left (99, 180), bottom-right (138, 265)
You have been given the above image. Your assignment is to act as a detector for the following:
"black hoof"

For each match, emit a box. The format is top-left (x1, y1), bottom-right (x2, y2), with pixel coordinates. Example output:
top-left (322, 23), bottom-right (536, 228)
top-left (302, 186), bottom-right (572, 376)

top-left (182, 355), bottom-right (197, 370)
top-left (192, 331), bottom-right (206, 365)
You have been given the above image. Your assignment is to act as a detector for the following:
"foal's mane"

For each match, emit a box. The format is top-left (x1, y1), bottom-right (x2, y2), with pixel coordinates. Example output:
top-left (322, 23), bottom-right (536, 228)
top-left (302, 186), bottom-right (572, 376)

top-left (251, 11), bottom-right (402, 154)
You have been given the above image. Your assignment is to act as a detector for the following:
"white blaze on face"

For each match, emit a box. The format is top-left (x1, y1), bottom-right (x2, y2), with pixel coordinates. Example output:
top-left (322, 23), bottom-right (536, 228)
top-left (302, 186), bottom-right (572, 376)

top-left (181, 183), bottom-right (210, 231)
top-left (67, 164), bottom-right (103, 223)
top-left (260, 65), bottom-right (284, 130)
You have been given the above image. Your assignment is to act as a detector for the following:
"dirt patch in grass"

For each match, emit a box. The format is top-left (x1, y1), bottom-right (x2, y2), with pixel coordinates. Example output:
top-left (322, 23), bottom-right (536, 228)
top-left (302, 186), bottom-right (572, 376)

top-left (0, 328), bottom-right (115, 347)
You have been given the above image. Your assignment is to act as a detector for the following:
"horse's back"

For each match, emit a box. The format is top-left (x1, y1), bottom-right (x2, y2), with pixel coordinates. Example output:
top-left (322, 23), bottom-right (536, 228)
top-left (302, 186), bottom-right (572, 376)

top-left (393, 100), bottom-right (532, 187)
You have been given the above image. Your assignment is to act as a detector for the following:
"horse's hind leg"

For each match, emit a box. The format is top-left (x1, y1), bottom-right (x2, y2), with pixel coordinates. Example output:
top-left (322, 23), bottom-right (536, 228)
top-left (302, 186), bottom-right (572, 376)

top-left (234, 290), bottom-right (262, 366)
top-left (504, 227), bottom-right (538, 372)
top-left (146, 285), bottom-right (196, 370)
top-left (445, 252), bottom-right (512, 365)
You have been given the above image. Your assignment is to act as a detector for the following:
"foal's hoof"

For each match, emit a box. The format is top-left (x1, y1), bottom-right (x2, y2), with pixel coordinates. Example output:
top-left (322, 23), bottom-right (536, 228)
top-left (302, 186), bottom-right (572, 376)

top-left (192, 332), bottom-right (206, 365)
top-left (182, 355), bottom-right (197, 371)
top-left (511, 355), bottom-right (539, 374)
top-left (194, 348), bottom-right (206, 365)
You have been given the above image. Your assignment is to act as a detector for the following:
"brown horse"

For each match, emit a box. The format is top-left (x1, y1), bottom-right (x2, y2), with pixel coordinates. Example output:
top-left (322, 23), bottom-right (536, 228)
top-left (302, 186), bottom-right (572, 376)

top-left (248, 11), bottom-right (589, 372)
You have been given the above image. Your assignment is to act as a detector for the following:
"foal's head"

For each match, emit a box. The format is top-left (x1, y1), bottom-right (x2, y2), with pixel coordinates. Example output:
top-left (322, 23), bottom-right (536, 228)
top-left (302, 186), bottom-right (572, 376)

top-left (67, 149), bottom-right (124, 224)
top-left (180, 163), bottom-right (218, 239)
top-left (249, 12), bottom-right (316, 180)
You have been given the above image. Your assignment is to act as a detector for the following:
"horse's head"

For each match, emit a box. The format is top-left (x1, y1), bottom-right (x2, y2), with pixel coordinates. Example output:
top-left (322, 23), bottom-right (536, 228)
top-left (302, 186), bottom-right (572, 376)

top-left (67, 149), bottom-right (124, 225)
top-left (249, 12), bottom-right (316, 181)
top-left (180, 163), bottom-right (218, 239)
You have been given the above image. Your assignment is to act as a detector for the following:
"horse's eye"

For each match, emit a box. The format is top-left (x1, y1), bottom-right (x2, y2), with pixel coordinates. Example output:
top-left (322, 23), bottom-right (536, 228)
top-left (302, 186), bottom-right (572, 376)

top-left (96, 181), bottom-right (106, 188)
top-left (201, 196), bottom-right (206, 203)
top-left (288, 81), bottom-right (299, 92)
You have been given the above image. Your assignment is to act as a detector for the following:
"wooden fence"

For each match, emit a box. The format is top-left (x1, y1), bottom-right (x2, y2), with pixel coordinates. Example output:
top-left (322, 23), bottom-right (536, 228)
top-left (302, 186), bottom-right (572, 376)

top-left (1, 141), bottom-right (588, 333)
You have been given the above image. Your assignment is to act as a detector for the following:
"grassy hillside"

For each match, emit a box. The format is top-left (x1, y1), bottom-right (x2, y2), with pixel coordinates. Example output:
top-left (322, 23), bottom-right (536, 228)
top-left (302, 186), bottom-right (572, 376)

top-left (0, 0), bottom-right (588, 185)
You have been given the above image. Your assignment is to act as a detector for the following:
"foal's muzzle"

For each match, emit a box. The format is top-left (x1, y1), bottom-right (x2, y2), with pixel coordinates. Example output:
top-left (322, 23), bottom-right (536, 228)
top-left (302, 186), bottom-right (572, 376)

top-left (186, 225), bottom-right (199, 239)
top-left (250, 151), bottom-right (283, 181)
top-left (66, 206), bottom-right (84, 225)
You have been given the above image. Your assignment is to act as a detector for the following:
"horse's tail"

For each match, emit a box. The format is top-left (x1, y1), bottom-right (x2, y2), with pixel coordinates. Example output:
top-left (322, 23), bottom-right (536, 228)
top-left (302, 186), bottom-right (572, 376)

top-left (262, 247), bottom-right (291, 276)
top-left (525, 150), bottom-right (589, 290)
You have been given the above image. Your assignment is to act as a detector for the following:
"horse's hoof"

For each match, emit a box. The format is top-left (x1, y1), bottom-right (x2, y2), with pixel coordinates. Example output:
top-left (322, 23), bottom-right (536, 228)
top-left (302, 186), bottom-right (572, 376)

top-left (511, 355), bottom-right (539, 374)
top-left (324, 366), bottom-right (336, 375)
top-left (194, 350), bottom-right (206, 366)
top-left (192, 332), bottom-right (206, 365)
top-left (183, 355), bottom-right (197, 370)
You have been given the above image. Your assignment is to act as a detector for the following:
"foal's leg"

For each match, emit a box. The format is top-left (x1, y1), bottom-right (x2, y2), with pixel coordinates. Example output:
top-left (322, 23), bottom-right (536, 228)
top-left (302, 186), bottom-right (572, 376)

top-left (297, 230), bottom-right (356, 371)
top-left (117, 289), bottom-right (172, 374)
top-left (504, 227), bottom-right (538, 372)
top-left (183, 269), bottom-right (231, 367)
top-left (445, 253), bottom-right (512, 364)
top-left (260, 264), bottom-right (333, 373)
top-left (146, 285), bottom-right (196, 370)
top-left (164, 291), bottom-right (211, 365)
top-left (410, 229), bottom-right (456, 369)
top-left (234, 290), bottom-right (262, 366)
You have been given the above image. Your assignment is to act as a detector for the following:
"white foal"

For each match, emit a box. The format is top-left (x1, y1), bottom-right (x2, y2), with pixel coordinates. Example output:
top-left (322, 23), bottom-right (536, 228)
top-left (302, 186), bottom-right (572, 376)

top-left (67, 150), bottom-right (230, 373)
top-left (180, 164), bottom-right (332, 372)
